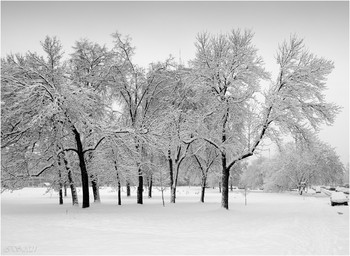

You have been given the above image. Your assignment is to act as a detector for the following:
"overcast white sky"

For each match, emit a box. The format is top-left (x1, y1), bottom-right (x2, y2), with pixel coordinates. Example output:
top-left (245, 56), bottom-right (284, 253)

top-left (1, 1), bottom-right (349, 165)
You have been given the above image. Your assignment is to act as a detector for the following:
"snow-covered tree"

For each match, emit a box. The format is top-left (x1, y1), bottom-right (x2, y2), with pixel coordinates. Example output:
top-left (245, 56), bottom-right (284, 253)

top-left (263, 139), bottom-right (344, 192)
top-left (190, 30), bottom-right (267, 209)
top-left (1, 36), bottom-right (112, 208)
top-left (191, 31), bottom-right (339, 209)
top-left (1, 37), bottom-right (67, 193)
top-left (69, 39), bottom-right (114, 203)
top-left (109, 32), bottom-right (181, 204)
top-left (152, 67), bottom-right (199, 203)
top-left (1, 30), bottom-right (341, 212)
top-left (240, 157), bottom-right (267, 190)
top-left (190, 140), bottom-right (219, 202)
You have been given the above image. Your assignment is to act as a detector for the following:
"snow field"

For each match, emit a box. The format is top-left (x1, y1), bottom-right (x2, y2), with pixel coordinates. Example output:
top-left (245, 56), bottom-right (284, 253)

top-left (1, 187), bottom-right (349, 255)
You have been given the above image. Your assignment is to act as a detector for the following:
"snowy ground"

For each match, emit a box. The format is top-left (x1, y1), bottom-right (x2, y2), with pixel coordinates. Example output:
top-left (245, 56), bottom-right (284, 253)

top-left (1, 186), bottom-right (349, 255)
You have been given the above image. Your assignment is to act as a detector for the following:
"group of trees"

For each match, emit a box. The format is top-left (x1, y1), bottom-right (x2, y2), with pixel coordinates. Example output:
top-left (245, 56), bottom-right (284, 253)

top-left (1, 29), bottom-right (340, 209)
top-left (240, 137), bottom-right (346, 192)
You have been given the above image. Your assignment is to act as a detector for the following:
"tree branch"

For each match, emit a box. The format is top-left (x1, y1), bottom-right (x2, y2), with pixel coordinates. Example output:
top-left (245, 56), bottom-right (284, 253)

top-left (178, 143), bottom-right (191, 167)
top-left (57, 147), bottom-right (78, 156)
top-left (31, 163), bottom-right (55, 177)
top-left (202, 138), bottom-right (223, 153)
top-left (3, 163), bottom-right (54, 181)
top-left (83, 137), bottom-right (105, 154)
top-left (193, 154), bottom-right (205, 176)
top-left (207, 152), bottom-right (219, 170)
top-left (226, 106), bottom-right (274, 171)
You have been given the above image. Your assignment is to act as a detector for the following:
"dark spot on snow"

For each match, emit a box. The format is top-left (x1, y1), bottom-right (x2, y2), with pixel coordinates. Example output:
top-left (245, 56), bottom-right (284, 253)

top-left (337, 212), bottom-right (343, 215)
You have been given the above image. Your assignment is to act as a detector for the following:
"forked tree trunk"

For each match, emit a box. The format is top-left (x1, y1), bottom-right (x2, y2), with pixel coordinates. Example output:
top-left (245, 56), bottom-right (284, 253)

top-left (170, 164), bottom-right (180, 203)
top-left (63, 155), bottom-right (79, 206)
top-left (73, 126), bottom-right (90, 208)
top-left (67, 169), bottom-right (79, 206)
top-left (170, 160), bottom-right (183, 203)
top-left (168, 143), bottom-right (190, 203)
top-left (91, 175), bottom-right (100, 203)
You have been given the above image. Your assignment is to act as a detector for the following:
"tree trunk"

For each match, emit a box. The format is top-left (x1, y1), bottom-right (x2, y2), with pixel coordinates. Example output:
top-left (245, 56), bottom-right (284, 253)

top-left (63, 155), bottom-right (79, 206)
top-left (56, 153), bottom-right (64, 205)
top-left (64, 183), bottom-right (67, 197)
top-left (91, 175), bottom-right (101, 203)
top-left (114, 163), bottom-right (122, 205)
top-left (168, 149), bottom-right (175, 203)
top-left (221, 168), bottom-right (230, 209)
top-left (135, 141), bottom-right (143, 205)
top-left (219, 182), bottom-right (222, 193)
top-left (148, 174), bottom-right (153, 198)
top-left (171, 163), bottom-right (181, 203)
top-left (170, 186), bottom-right (176, 203)
top-left (200, 176), bottom-right (207, 203)
top-left (59, 186), bottom-right (63, 205)
top-left (171, 159), bottom-right (184, 203)
top-left (126, 181), bottom-right (131, 197)
top-left (78, 152), bottom-right (89, 208)
top-left (168, 143), bottom-right (188, 204)
top-left (58, 171), bottom-right (63, 205)
top-left (137, 168), bottom-right (143, 204)
top-left (161, 189), bottom-right (165, 207)
top-left (72, 126), bottom-right (90, 208)
top-left (57, 161), bottom-right (63, 205)
top-left (230, 175), bottom-right (233, 191)
top-left (221, 104), bottom-right (230, 209)
top-left (221, 151), bottom-right (230, 209)
top-left (118, 181), bottom-right (121, 205)
top-left (59, 171), bottom-right (63, 205)
top-left (117, 173), bottom-right (121, 205)
top-left (67, 169), bottom-right (79, 206)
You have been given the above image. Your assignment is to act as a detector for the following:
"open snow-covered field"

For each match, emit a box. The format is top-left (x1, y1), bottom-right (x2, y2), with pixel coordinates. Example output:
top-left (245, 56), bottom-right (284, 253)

top-left (1, 187), bottom-right (349, 255)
